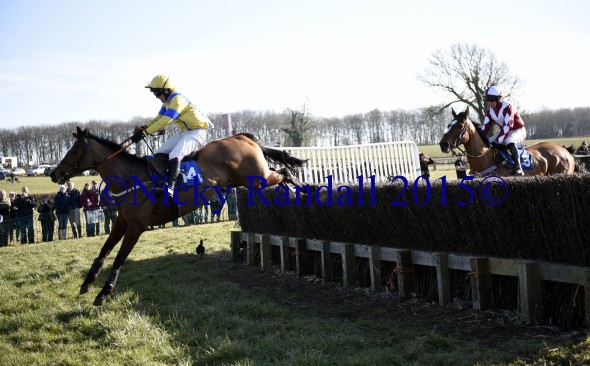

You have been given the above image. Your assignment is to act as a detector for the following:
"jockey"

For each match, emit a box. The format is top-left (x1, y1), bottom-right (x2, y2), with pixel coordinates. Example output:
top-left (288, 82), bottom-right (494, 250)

top-left (131, 74), bottom-right (214, 197)
top-left (482, 86), bottom-right (526, 176)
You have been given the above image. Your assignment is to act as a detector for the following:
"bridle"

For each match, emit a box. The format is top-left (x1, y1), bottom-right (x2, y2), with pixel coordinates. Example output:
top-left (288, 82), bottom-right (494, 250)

top-left (57, 138), bottom-right (120, 181)
top-left (449, 118), bottom-right (491, 159)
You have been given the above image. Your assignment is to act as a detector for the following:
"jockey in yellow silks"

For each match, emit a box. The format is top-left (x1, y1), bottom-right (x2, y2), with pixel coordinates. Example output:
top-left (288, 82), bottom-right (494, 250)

top-left (131, 74), bottom-right (214, 197)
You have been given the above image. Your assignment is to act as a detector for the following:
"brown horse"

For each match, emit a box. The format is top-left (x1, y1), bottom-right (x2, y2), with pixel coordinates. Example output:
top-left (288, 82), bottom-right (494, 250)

top-left (439, 107), bottom-right (575, 176)
top-left (50, 127), bottom-right (307, 306)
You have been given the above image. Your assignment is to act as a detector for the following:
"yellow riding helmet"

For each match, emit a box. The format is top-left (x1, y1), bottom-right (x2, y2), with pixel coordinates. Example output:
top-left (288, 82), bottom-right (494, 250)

top-left (145, 74), bottom-right (174, 90)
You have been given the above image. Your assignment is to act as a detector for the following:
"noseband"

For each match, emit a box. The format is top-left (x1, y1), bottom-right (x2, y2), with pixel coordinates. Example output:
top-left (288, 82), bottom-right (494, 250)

top-left (449, 119), bottom-right (490, 159)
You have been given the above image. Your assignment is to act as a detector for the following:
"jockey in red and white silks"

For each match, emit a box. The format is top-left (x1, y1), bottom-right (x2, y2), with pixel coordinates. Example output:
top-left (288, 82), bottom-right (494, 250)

top-left (482, 86), bottom-right (526, 175)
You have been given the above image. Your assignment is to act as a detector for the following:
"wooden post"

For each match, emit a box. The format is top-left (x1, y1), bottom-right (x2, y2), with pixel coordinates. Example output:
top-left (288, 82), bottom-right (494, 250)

top-left (295, 239), bottom-right (309, 277)
top-left (280, 237), bottom-right (290, 273)
top-left (260, 234), bottom-right (271, 269)
top-left (369, 246), bottom-right (382, 291)
top-left (470, 258), bottom-right (493, 310)
top-left (320, 241), bottom-right (333, 283)
top-left (341, 243), bottom-right (357, 287)
top-left (434, 253), bottom-right (450, 306)
top-left (585, 270), bottom-right (590, 327)
top-left (230, 231), bottom-right (241, 262)
top-left (246, 233), bottom-right (256, 266)
top-left (518, 261), bottom-right (543, 324)
top-left (396, 250), bottom-right (414, 297)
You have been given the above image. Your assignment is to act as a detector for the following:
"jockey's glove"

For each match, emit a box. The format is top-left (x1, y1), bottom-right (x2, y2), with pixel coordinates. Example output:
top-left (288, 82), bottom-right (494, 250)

top-left (130, 130), bottom-right (147, 143)
top-left (134, 125), bottom-right (148, 133)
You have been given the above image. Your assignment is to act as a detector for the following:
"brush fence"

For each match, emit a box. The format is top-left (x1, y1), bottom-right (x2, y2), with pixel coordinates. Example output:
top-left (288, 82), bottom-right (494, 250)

top-left (230, 231), bottom-right (590, 326)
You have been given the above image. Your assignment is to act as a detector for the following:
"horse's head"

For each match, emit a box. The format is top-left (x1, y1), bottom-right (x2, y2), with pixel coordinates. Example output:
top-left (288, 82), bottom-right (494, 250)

top-left (50, 127), bottom-right (96, 184)
top-left (439, 107), bottom-right (471, 154)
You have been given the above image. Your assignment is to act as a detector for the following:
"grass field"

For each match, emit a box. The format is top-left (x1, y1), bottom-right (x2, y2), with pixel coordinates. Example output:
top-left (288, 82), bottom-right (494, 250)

top-left (0, 221), bottom-right (588, 365)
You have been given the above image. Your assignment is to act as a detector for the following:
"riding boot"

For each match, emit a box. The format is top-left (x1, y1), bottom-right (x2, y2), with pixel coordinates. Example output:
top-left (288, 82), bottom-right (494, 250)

top-left (508, 143), bottom-right (524, 176)
top-left (167, 158), bottom-right (181, 199)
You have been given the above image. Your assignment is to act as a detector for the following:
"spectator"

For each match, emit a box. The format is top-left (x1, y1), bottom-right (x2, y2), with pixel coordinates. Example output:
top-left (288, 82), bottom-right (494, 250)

top-left (8, 192), bottom-right (19, 243)
top-left (210, 195), bottom-right (222, 222)
top-left (419, 152), bottom-right (435, 178)
top-left (55, 185), bottom-right (69, 240)
top-left (80, 181), bottom-right (100, 237)
top-left (455, 156), bottom-right (469, 179)
top-left (0, 190), bottom-right (10, 246)
top-left (14, 186), bottom-right (36, 244)
top-left (66, 181), bottom-right (82, 239)
top-left (37, 194), bottom-right (56, 242)
top-left (575, 141), bottom-right (589, 155)
top-left (102, 202), bottom-right (118, 235)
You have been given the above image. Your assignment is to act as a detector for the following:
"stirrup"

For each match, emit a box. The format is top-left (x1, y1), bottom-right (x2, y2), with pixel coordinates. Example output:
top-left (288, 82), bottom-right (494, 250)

top-left (512, 167), bottom-right (524, 176)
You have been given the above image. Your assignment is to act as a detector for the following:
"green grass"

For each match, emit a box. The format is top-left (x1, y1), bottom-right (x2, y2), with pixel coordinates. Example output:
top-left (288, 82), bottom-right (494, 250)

top-left (0, 175), bottom-right (92, 195)
top-left (0, 221), bottom-right (588, 365)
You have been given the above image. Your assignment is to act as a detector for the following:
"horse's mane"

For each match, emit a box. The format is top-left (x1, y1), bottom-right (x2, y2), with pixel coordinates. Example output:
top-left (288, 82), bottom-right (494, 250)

top-left (87, 132), bottom-right (146, 164)
top-left (471, 120), bottom-right (491, 148)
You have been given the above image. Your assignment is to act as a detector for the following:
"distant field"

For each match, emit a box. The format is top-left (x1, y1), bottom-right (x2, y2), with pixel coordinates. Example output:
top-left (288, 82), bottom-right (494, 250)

top-left (0, 175), bottom-right (92, 195)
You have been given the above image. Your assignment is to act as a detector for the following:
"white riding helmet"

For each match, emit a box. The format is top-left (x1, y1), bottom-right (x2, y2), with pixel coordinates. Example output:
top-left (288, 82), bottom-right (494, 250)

top-left (484, 86), bottom-right (502, 102)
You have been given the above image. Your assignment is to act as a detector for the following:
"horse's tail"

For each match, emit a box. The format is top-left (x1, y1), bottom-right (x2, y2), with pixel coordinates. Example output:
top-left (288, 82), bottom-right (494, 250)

top-left (236, 133), bottom-right (308, 174)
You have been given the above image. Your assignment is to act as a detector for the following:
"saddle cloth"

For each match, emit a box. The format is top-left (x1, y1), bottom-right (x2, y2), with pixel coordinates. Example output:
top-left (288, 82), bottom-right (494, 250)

top-left (146, 155), bottom-right (203, 187)
top-left (497, 145), bottom-right (534, 170)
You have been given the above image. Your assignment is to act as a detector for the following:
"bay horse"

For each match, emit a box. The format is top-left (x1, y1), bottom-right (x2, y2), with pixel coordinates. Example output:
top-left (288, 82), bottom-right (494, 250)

top-left (439, 107), bottom-right (574, 176)
top-left (51, 127), bottom-right (307, 306)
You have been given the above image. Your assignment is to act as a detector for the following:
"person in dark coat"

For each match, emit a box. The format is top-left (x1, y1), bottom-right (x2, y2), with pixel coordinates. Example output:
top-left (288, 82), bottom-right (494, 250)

top-left (0, 190), bottom-right (11, 246)
top-left (14, 186), bottom-right (36, 244)
top-left (37, 194), bottom-right (56, 242)
top-left (54, 185), bottom-right (69, 240)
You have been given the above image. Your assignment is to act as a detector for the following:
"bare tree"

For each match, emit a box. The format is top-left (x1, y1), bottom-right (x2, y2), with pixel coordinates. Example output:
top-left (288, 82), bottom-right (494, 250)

top-left (418, 43), bottom-right (522, 123)
top-left (282, 105), bottom-right (313, 147)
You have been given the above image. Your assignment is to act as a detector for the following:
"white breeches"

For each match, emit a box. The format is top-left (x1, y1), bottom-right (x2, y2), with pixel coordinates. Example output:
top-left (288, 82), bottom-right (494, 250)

top-left (156, 128), bottom-right (208, 160)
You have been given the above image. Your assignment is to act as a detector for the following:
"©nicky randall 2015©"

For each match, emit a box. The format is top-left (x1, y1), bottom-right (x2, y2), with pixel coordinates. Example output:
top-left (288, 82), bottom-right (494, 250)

top-left (98, 174), bottom-right (509, 210)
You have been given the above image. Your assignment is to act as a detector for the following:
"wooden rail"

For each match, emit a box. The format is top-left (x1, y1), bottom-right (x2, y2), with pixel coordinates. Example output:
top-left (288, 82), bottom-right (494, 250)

top-left (231, 231), bottom-right (590, 326)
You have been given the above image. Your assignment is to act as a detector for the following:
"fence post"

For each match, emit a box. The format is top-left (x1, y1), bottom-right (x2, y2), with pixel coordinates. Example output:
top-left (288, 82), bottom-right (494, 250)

top-left (369, 246), bottom-right (382, 291)
top-left (341, 243), bottom-right (357, 287)
top-left (585, 270), bottom-right (590, 327)
top-left (396, 250), bottom-right (414, 297)
top-left (295, 239), bottom-right (309, 277)
top-left (518, 261), bottom-right (543, 324)
top-left (246, 233), bottom-right (256, 266)
top-left (230, 231), bottom-right (241, 262)
top-left (280, 237), bottom-right (290, 273)
top-left (434, 253), bottom-right (450, 306)
top-left (260, 234), bottom-right (271, 269)
top-left (470, 258), bottom-right (493, 310)
top-left (321, 241), bottom-right (333, 283)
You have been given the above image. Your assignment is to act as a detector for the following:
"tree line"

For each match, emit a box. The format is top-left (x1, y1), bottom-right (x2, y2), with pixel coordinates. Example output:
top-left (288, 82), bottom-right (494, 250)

top-left (1, 106), bottom-right (589, 167)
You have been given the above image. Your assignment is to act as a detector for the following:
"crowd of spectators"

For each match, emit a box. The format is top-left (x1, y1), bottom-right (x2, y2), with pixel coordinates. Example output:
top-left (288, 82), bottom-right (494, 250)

top-left (0, 180), bottom-right (236, 246)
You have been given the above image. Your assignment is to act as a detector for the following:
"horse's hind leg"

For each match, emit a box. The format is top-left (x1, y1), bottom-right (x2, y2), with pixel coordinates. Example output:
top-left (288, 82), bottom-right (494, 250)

top-left (80, 216), bottom-right (127, 295)
top-left (93, 223), bottom-right (145, 306)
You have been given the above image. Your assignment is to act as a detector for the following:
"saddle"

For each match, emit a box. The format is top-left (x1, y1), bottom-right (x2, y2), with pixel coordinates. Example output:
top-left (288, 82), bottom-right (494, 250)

top-left (146, 153), bottom-right (203, 187)
top-left (492, 143), bottom-right (534, 170)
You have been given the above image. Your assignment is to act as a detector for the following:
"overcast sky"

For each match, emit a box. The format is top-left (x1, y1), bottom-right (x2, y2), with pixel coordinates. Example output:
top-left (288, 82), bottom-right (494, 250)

top-left (1, 0), bottom-right (589, 129)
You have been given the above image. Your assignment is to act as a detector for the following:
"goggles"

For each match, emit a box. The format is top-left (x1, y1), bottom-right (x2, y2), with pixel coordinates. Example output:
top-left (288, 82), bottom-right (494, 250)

top-left (150, 88), bottom-right (165, 97)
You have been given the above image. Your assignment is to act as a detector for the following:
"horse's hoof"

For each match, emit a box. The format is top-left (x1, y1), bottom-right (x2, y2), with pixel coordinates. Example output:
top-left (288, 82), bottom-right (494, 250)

top-left (80, 285), bottom-right (90, 295)
top-left (93, 295), bottom-right (107, 306)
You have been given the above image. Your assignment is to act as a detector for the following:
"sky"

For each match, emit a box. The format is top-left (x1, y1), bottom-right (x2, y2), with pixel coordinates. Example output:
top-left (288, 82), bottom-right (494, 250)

top-left (0, 0), bottom-right (589, 129)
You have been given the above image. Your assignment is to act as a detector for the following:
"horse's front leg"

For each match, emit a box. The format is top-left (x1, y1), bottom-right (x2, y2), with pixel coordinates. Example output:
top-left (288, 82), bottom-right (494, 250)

top-left (80, 216), bottom-right (127, 294)
top-left (93, 224), bottom-right (145, 306)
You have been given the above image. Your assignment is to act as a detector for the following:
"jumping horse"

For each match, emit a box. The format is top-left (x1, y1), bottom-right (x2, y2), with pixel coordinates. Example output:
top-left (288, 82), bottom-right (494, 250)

top-left (439, 107), bottom-right (575, 176)
top-left (51, 127), bottom-right (307, 306)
